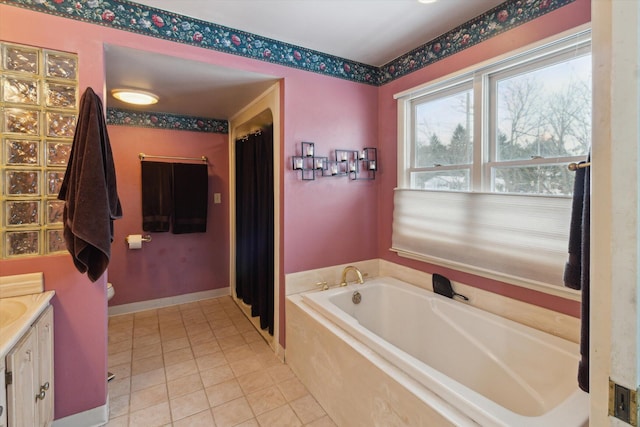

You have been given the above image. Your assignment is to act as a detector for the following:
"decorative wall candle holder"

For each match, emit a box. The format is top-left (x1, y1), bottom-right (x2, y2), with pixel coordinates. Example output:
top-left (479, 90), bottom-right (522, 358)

top-left (352, 147), bottom-right (377, 180)
top-left (291, 142), bottom-right (377, 181)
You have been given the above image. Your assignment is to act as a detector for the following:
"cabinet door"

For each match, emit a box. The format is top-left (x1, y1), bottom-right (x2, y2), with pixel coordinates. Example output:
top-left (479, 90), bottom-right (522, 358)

top-left (6, 328), bottom-right (37, 427)
top-left (35, 306), bottom-right (54, 427)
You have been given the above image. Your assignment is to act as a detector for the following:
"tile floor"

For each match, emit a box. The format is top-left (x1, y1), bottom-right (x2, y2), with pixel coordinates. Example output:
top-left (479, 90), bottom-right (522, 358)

top-left (106, 296), bottom-right (336, 427)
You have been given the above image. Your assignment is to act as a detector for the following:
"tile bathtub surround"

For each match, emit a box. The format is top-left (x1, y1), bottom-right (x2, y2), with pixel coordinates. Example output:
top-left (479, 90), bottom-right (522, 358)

top-left (106, 296), bottom-right (335, 427)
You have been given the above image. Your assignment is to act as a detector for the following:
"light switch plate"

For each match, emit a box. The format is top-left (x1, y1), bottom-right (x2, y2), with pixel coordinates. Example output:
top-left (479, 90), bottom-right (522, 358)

top-left (214, 193), bottom-right (221, 204)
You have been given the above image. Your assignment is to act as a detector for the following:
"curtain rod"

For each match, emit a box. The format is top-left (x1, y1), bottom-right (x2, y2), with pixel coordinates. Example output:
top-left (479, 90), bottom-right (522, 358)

top-left (568, 162), bottom-right (591, 171)
top-left (139, 152), bottom-right (208, 163)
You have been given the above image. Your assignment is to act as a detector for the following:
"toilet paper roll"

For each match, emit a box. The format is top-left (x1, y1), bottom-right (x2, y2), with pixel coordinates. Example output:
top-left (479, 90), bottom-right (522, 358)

top-left (127, 234), bottom-right (143, 249)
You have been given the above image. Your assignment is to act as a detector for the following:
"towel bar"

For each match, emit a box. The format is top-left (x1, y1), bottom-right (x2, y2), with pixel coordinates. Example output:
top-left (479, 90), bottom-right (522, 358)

top-left (139, 152), bottom-right (208, 163)
top-left (568, 162), bottom-right (591, 171)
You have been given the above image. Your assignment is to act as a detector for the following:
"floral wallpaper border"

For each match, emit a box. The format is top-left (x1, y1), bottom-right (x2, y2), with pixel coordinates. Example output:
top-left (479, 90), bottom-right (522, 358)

top-left (2, 0), bottom-right (576, 86)
top-left (106, 107), bottom-right (229, 133)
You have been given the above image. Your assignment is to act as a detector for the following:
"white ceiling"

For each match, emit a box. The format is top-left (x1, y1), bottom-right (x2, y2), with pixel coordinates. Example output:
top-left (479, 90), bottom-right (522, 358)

top-left (106, 0), bottom-right (505, 118)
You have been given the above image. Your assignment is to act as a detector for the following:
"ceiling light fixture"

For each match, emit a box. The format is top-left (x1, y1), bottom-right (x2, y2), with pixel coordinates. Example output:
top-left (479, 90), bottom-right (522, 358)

top-left (111, 89), bottom-right (159, 105)
top-left (417, 0), bottom-right (438, 3)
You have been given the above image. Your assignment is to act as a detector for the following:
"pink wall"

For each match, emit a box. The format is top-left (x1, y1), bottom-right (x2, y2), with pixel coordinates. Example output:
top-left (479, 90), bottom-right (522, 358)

top-left (0, 0), bottom-right (591, 419)
top-left (0, 2), bottom-right (379, 418)
top-left (106, 126), bottom-right (230, 306)
top-left (376, 0), bottom-right (591, 317)
top-left (282, 73), bottom-right (379, 273)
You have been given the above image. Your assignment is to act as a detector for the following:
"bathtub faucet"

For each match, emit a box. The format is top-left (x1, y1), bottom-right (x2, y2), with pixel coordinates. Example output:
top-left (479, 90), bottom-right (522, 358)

top-left (340, 266), bottom-right (364, 287)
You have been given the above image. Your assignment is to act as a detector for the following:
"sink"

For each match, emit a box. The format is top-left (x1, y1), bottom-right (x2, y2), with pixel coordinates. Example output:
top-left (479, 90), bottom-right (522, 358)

top-left (0, 300), bottom-right (28, 328)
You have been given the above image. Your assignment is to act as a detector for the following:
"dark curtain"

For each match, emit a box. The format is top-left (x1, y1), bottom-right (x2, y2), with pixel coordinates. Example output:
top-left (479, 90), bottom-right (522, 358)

top-left (564, 157), bottom-right (590, 393)
top-left (235, 125), bottom-right (274, 334)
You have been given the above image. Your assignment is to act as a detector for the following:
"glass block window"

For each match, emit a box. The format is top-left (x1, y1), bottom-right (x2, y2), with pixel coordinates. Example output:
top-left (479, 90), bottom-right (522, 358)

top-left (1, 42), bottom-right (78, 258)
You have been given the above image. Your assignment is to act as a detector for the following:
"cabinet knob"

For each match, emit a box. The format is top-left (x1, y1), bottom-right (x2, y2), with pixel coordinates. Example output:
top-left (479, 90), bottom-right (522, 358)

top-left (41, 382), bottom-right (50, 391)
top-left (36, 390), bottom-right (46, 401)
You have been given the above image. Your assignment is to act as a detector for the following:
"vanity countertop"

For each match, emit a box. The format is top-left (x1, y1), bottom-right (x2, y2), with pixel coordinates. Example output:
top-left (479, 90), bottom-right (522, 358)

top-left (0, 291), bottom-right (55, 358)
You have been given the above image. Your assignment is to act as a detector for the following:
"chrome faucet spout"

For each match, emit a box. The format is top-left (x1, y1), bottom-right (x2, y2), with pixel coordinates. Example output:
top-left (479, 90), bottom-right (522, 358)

top-left (340, 266), bottom-right (364, 287)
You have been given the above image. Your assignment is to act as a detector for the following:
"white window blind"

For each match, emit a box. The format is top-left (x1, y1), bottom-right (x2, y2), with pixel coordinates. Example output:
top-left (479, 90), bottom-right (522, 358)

top-left (391, 189), bottom-right (573, 293)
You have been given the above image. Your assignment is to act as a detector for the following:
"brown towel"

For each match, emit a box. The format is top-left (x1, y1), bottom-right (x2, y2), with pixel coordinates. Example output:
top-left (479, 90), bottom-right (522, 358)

top-left (141, 161), bottom-right (172, 232)
top-left (171, 163), bottom-right (208, 234)
top-left (58, 87), bottom-right (122, 282)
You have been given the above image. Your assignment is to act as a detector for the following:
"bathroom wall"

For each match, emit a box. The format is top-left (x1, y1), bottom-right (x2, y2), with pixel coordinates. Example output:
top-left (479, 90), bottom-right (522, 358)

top-left (106, 126), bottom-right (230, 306)
top-left (0, 1), bottom-right (379, 419)
top-left (376, 0), bottom-right (591, 316)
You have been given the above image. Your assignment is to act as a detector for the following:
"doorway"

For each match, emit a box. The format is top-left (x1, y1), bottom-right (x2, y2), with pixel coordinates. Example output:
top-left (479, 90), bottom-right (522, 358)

top-left (229, 83), bottom-right (282, 354)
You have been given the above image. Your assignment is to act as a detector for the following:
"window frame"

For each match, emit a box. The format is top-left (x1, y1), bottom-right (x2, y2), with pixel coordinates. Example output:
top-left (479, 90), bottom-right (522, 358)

top-left (393, 27), bottom-right (591, 298)
top-left (397, 28), bottom-right (592, 195)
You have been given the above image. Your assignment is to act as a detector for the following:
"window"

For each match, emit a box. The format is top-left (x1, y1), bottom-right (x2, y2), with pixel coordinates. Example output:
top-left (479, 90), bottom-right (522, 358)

top-left (393, 30), bottom-right (591, 296)
top-left (403, 30), bottom-right (591, 195)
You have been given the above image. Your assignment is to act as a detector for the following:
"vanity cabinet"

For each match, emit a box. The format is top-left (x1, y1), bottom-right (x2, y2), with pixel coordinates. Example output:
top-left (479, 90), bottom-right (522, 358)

top-left (5, 306), bottom-right (54, 427)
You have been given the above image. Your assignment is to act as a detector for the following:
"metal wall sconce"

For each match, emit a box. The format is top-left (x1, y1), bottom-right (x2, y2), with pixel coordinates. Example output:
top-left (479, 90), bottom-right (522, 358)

top-left (291, 142), bottom-right (377, 181)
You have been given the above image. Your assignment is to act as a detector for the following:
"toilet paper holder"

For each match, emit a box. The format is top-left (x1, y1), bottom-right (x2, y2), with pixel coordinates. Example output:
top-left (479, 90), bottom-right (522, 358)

top-left (125, 234), bottom-right (152, 244)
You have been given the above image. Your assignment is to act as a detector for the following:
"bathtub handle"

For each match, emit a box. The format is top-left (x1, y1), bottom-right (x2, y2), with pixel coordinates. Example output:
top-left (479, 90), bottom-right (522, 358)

top-left (316, 281), bottom-right (329, 291)
top-left (453, 292), bottom-right (469, 301)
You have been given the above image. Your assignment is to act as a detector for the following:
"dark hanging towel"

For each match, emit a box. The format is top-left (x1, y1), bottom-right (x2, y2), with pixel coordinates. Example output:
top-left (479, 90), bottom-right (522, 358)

top-left (235, 126), bottom-right (274, 334)
top-left (141, 161), bottom-right (172, 232)
top-left (58, 87), bottom-right (123, 282)
top-left (564, 157), bottom-right (590, 393)
top-left (172, 163), bottom-right (208, 234)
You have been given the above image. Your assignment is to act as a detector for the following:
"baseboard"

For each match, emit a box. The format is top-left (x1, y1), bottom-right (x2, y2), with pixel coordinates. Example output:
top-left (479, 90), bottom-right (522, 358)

top-left (108, 287), bottom-right (230, 316)
top-left (51, 401), bottom-right (108, 427)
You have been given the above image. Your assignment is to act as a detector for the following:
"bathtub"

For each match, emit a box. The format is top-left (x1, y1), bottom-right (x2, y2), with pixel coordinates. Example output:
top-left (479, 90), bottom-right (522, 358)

top-left (289, 276), bottom-right (588, 427)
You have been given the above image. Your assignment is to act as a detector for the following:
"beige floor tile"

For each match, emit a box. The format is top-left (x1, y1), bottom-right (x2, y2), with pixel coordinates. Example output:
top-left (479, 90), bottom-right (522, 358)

top-left (131, 367), bottom-right (166, 392)
top-left (132, 332), bottom-right (161, 349)
top-left (172, 409), bottom-right (215, 427)
top-left (165, 359), bottom-right (199, 381)
top-left (222, 344), bottom-right (255, 362)
top-left (108, 377), bottom-right (131, 399)
top-left (132, 342), bottom-right (162, 361)
top-left (217, 334), bottom-right (246, 350)
top-left (108, 339), bottom-right (132, 355)
top-left (212, 396), bottom-right (255, 427)
top-left (161, 325), bottom-right (188, 341)
top-left (235, 419), bottom-right (260, 427)
top-left (229, 356), bottom-right (264, 377)
top-left (242, 330), bottom-right (264, 343)
top-left (237, 371), bottom-right (275, 395)
top-left (246, 385), bottom-right (287, 416)
top-left (108, 350), bottom-right (131, 368)
top-left (200, 364), bottom-right (235, 388)
top-left (256, 404), bottom-right (302, 427)
top-left (305, 415), bottom-right (338, 427)
top-left (189, 329), bottom-right (216, 345)
top-left (267, 363), bottom-right (295, 384)
top-left (170, 389), bottom-right (210, 421)
top-left (109, 362), bottom-right (132, 381)
top-left (131, 354), bottom-right (164, 376)
top-left (289, 395), bottom-right (326, 424)
top-left (104, 415), bottom-right (128, 427)
top-left (186, 321), bottom-right (211, 335)
top-left (191, 339), bottom-right (222, 358)
top-left (213, 324), bottom-right (240, 339)
top-left (167, 372), bottom-right (203, 399)
top-left (108, 330), bottom-right (133, 345)
top-left (129, 401), bottom-right (171, 427)
top-left (164, 346), bottom-right (194, 367)
top-left (133, 324), bottom-right (159, 338)
top-left (277, 377), bottom-right (309, 402)
top-left (108, 394), bottom-right (129, 419)
top-left (195, 352), bottom-right (228, 372)
top-left (162, 336), bottom-right (191, 353)
top-left (129, 383), bottom-right (167, 412)
top-left (205, 378), bottom-right (244, 407)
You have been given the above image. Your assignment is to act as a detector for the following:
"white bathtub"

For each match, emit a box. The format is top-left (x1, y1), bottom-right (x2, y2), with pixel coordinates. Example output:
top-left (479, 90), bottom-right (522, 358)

top-left (298, 277), bottom-right (588, 427)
